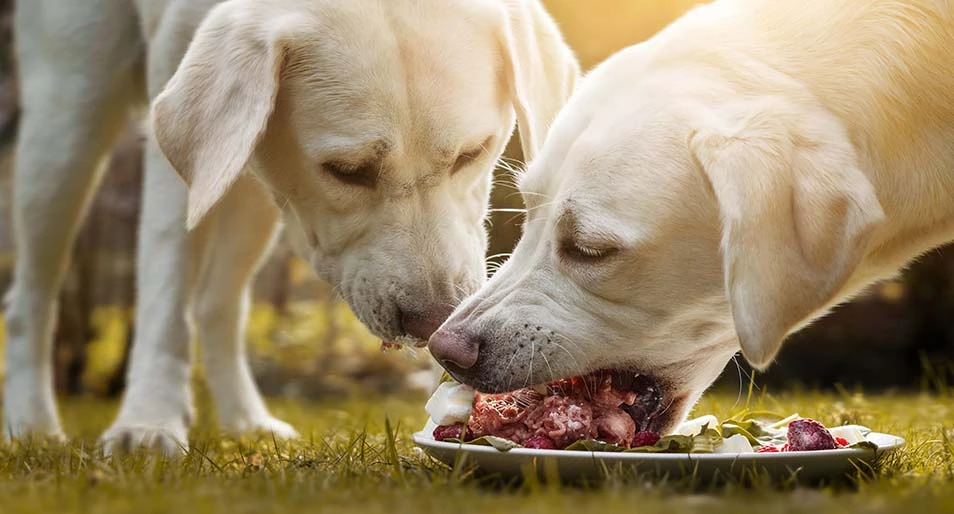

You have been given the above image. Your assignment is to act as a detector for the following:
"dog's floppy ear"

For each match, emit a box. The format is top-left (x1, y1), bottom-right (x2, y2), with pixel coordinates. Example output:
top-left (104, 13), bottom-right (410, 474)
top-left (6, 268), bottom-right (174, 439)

top-left (691, 98), bottom-right (884, 369)
top-left (499, 0), bottom-right (580, 161)
top-left (152, 1), bottom-right (297, 230)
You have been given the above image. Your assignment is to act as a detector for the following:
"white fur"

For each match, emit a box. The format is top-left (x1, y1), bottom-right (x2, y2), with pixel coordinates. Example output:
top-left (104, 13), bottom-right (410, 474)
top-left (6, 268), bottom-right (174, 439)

top-left (4, 0), bottom-right (578, 454)
top-left (430, 0), bottom-right (954, 434)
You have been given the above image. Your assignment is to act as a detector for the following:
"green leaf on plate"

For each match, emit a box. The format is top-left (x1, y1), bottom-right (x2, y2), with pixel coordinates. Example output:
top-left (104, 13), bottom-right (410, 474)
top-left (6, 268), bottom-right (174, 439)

top-left (445, 436), bottom-right (520, 452)
top-left (623, 435), bottom-right (694, 453)
top-left (848, 441), bottom-right (879, 451)
top-left (561, 428), bottom-right (724, 454)
top-left (563, 440), bottom-right (627, 453)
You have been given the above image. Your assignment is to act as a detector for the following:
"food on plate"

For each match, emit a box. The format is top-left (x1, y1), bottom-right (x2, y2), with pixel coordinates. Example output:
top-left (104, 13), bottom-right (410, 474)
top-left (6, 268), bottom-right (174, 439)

top-left (786, 418), bottom-right (839, 451)
top-left (427, 372), bottom-right (664, 449)
top-left (425, 378), bottom-right (878, 454)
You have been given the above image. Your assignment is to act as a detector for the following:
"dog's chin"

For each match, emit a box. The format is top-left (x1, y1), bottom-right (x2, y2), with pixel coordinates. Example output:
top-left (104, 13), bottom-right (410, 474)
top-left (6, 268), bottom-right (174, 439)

top-left (346, 303), bottom-right (428, 348)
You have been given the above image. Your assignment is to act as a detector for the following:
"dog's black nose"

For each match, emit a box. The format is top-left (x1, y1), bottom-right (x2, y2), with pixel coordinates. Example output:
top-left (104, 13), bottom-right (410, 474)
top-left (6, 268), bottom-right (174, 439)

top-left (428, 328), bottom-right (479, 369)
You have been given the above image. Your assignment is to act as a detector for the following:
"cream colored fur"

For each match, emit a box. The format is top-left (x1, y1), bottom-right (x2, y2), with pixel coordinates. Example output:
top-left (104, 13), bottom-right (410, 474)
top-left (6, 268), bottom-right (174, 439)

top-left (429, 0), bottom-right (954, 434)
top-left (4, 0), bottom-right (577, 454)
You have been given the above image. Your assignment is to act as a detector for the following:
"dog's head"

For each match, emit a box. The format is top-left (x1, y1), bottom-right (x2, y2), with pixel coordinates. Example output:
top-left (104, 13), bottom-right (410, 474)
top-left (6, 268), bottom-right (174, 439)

top-left (152, 0), bottom-right (578, 343)
top-left (429, 44), bottom-right (884, 433)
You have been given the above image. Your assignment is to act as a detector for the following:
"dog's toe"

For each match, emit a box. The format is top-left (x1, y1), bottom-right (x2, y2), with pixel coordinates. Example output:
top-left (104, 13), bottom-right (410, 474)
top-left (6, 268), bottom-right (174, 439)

top-left (100, 423), bottom-right (189, 458)
top-left (225, 416), bottom-right (300, 440)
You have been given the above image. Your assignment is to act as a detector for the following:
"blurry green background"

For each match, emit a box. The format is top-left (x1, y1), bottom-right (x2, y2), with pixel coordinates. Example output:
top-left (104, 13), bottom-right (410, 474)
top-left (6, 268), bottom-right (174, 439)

top-left (0, 0), bottom-right (952, 400)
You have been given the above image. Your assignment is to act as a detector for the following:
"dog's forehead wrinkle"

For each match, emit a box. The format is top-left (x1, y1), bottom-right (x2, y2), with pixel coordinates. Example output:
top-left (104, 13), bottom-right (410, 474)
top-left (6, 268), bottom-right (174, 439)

top-left (287, 17), bottom-right (505, 162)
top-left (377, 167), bottom-right (449, 199)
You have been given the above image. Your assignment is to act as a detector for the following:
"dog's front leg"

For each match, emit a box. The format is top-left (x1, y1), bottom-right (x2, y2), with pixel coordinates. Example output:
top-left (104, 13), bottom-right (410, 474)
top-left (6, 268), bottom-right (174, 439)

top-left (190, 176), bottom-right (297, 439)
top-left (3, 0), bottom-right (142, 441)
top-left (99, 139), bottom-right (197, 457)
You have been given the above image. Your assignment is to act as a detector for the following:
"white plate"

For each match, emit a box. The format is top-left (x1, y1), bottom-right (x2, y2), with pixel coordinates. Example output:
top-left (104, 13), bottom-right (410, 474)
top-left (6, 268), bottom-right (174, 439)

top-left (413, 431), bottom-right (905, 482)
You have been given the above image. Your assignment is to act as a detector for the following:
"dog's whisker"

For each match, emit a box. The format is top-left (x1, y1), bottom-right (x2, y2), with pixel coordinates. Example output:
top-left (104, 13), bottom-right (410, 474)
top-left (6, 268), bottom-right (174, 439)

top-left (540, 347), bottom-right (556, 383)
top-left (492, 173), bottom-right (522, 188)
top-left (485, 252), bottom-right (512, 262)
top-left (504, 349), bottom-right (520, 391)
top-left (451, 283), bottom-right (474, 300)
top-left (657, 395), bottom-right (677, 417)
top-left (526, 199), bottom-right (559, 213)
top-left (495, 157), bottom-right (527, 176)
top-left (508, 190), bottom-right (549, 199)
top-left (730, 355), bottom-right (745, 411)
top-left (525, 339), bottom-right (535, 388)
top-left (549, 334), bottom-right (584, 375)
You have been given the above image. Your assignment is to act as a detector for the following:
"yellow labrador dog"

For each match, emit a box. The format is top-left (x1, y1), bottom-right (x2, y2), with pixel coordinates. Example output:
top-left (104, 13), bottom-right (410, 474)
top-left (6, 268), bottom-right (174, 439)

top-left (430, 0), bottom-right (954, 434)
top-left (4, 0), bottom-right (577, 454)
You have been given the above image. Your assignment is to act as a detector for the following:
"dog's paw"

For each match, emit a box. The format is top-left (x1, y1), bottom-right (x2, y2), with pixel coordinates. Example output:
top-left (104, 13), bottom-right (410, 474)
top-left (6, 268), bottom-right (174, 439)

top-left (0, 425), bottom-right (67, 444)
top-left (224, 415), bottom-right (300, 440)
top-left (99, 423), bottom-right (189, 458)
top-left (1, 410), bottom-right (67, 443)
top-left (3, 381), bottom-right (66, 442)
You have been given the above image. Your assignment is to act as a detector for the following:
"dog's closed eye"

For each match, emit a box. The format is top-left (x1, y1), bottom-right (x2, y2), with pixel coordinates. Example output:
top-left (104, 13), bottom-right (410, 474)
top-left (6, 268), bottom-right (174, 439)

top-left (559, 238), bottom-right (620, 263)
top-left (555, 206), bottom-right (622, 263)
top-left (323, 160), bottom-right (380, 188)
top-left (451, 136), bottom-right (494, 175)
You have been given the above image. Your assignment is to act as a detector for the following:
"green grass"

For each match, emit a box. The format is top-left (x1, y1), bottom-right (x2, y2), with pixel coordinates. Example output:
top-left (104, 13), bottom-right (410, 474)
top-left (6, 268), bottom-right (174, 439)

top-left (1, 388), bottom-right (953, 514)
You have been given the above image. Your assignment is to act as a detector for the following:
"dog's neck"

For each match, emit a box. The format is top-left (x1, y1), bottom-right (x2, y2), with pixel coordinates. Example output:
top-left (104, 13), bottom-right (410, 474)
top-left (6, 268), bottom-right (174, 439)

top-left (751, 1), bottom-right (954, 274)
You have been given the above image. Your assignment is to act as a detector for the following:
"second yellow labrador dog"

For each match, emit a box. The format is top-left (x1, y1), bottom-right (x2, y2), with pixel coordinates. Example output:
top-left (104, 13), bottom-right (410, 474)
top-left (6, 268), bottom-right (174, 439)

top-left (5, 0), bottom-right (577, 454)
top-left (429, 0), bottom-right (954, 434)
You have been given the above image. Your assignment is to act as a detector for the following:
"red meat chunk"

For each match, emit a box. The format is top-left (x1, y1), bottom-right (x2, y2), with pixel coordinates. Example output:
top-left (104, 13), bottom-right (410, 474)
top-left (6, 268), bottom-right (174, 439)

top-left (787, 419), bottom-right (839, 451)
top-left (433, 423), bottom-right (464, 441)
top-left (435, 372), bottom-right (657, 450)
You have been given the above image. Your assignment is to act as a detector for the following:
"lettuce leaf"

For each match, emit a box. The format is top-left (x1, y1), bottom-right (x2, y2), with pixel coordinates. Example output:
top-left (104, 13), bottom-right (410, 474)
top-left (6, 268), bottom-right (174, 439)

top-left (443, 435), bottom-right (520, 452)
top-left (847, 440), bottom-right (878, 451)
top-left (562, 428), bottom-right (724, 454)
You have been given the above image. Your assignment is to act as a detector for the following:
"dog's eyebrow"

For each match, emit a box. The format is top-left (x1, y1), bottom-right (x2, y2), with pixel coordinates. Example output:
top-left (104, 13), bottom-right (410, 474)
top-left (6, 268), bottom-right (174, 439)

top-left (318, 138), bottom-right (391, 162)
top-left (555, 202), bottom-right (579, 231)
top-left (555, 203), bottom-right (626, 245)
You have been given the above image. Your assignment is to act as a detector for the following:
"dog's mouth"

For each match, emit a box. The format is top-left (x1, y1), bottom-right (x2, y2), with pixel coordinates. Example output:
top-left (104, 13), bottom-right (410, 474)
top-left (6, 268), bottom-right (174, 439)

top-left (609, 371), bottom-right (667, 433)
top-left (542, 370), bottom-right (668, 433)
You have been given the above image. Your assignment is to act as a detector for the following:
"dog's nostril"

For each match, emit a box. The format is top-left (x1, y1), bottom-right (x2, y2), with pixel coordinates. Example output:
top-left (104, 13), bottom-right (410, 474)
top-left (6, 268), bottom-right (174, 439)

top-left (427, 329), bottom-right (479, 370)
